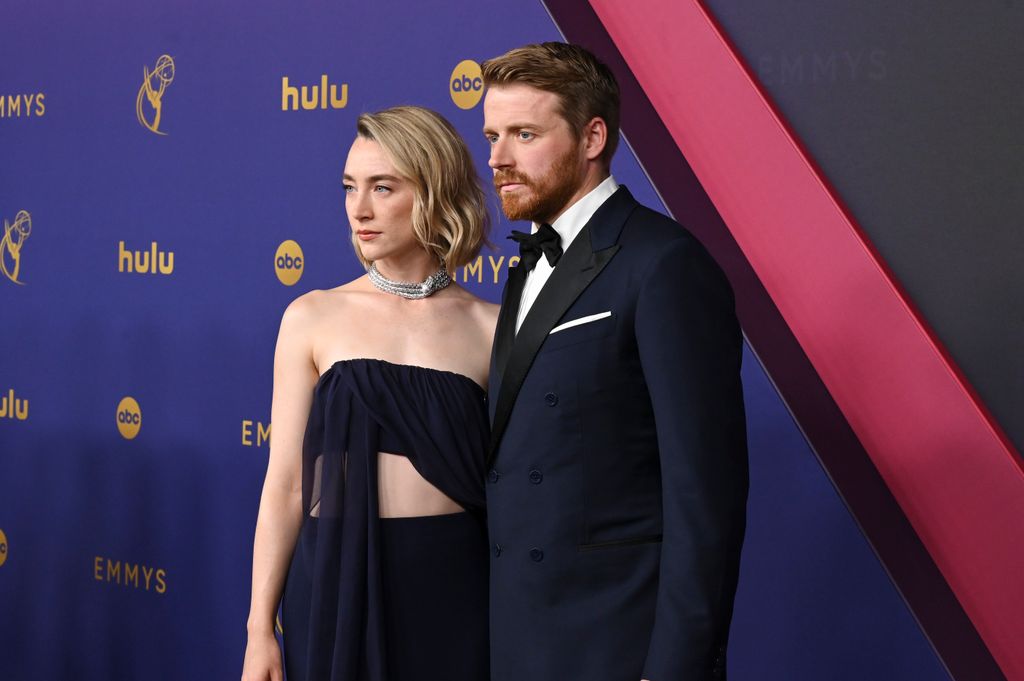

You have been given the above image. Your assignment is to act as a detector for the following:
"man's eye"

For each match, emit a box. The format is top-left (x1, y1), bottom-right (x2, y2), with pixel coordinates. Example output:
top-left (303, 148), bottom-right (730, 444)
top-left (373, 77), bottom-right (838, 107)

top-left (485, 134), bottom-right (498, 144)
top-left (343, 184), bottom-right (355, 193)
top-left (518, 131), bottom-right (534, 140)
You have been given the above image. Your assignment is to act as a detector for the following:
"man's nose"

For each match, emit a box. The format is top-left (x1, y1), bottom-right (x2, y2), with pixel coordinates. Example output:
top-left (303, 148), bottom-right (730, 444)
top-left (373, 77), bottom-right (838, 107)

top-left (488, 137), bottom-right (512, 170)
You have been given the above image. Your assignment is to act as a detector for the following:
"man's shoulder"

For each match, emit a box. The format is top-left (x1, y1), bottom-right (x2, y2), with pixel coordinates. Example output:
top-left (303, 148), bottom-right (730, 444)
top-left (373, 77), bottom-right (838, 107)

top-left (619, 201), bottom-right (703, 254)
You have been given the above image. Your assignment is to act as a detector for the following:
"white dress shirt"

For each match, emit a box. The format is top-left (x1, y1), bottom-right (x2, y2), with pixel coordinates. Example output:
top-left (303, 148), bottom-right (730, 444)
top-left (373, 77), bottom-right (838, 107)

top-left (515, 175), bottom-right (620, 333)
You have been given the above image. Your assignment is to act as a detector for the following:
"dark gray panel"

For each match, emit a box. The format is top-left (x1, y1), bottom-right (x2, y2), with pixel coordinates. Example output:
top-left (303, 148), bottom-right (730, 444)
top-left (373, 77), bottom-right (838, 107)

top-left (704, 0), bottom-right (1024, 453)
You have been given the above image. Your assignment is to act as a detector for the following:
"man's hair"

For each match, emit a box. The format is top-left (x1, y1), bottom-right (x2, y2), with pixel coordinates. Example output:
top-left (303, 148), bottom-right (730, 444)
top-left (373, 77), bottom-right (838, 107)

top-left (354, 106), bottom-right (490, 270)
top-left (482, 42), bottom-right (620, 165)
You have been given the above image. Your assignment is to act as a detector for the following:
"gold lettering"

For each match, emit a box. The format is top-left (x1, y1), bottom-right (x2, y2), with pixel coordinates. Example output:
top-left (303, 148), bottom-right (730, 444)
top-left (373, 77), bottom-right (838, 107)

top-left (118, 241), bottom-right (132, 272)
top-left (331, 83), bottom-right (348, 109)
top-left (106, 558), bottom-right (120, 584)
top-left (35, 92), bottom-right (45, 116)
top-left (94, 556), bottom-right (103, 581)
top-left (281, 77), bottom-right (298, 111)
top-left (462, 256), bottom-right (483, 283)
top-left (8, 95), bottom-right (21, 116)
top-left (241, 420), bottom-right (253, 446)
top-left (300, 85), bottom-right (317, 111)
top-left (155, 568), bottom-right (167, 594)
top-left (158, 249), bottom-right (174, 274)
top-left (257, 422), bottom-right (271, 446)
top-left (488, 255), bottom-right (506, 284)
top-left (142, 565), bottom-right (154, 590)
top-left (124, 563), bottom-right (139, 587)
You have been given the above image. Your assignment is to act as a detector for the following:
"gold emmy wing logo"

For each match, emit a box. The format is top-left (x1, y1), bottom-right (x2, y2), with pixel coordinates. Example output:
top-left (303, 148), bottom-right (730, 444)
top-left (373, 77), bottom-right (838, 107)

top-left (275, 240), bottom-right (304, 286)
top-left (1, 210), bottom-right (32, 285)
top-left (116, 396), bottom-right (142, 440)
top-left (0, 528), bottom-right (8, 567)
top-left (449, 60), bottom-right (483, 110)
top-left (137, 54), bottom-right (175, 135)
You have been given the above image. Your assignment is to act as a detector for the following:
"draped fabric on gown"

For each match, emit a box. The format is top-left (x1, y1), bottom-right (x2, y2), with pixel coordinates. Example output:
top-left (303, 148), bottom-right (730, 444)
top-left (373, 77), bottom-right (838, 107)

top-left (281, 358), bottom-right (489, 681)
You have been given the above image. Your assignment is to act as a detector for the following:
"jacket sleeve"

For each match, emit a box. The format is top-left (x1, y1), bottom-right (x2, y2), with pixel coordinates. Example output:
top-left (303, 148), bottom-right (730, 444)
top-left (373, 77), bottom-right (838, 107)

top-left (634, 235), bottom-right (749, 681)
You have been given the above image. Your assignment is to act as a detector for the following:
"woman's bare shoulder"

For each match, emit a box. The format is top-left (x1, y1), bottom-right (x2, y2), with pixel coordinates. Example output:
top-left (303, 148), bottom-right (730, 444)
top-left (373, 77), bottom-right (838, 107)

top-left (280, 277), bottom-right (372, 327)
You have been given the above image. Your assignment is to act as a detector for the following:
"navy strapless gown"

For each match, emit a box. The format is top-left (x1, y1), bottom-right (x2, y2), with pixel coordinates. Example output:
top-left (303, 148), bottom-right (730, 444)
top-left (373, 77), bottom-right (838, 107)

top-left (281, 358), bottom-right (490, 681)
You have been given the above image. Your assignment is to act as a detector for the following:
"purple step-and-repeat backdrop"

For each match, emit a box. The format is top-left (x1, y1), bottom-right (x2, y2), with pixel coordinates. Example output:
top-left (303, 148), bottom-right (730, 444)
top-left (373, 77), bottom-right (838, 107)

top-left (1, 2), bottom-right (948, 679)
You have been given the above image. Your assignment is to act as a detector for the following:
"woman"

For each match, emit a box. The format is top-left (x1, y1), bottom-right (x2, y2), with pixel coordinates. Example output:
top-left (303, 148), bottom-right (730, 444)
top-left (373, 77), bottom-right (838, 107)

top-left (242, 106), bottom-right (498, 681)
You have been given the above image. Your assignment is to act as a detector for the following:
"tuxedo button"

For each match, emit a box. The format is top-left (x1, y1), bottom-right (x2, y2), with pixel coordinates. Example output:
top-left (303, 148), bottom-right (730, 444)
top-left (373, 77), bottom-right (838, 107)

top-left (528, 469), bottom-right (543, 484)
top-left (488, 469), bottom-right (500, 483)
top-left (493, 544), bottom-right (502, 557)
top-left (544, 392), bottom-right (558, 406)
top-left (529, 547), bottom-right (544, 562)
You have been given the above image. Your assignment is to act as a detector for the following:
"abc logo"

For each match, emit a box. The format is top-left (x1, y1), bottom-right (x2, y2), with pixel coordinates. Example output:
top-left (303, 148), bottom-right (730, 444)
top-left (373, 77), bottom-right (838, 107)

top-left (0, 528), bottom-right (7, 567)
top-left (275, 240), bottom-right (304, 286)
top-left (449, 60), bottom-right (483, 110)
top-left (116, 396), bottom-right (142, 440)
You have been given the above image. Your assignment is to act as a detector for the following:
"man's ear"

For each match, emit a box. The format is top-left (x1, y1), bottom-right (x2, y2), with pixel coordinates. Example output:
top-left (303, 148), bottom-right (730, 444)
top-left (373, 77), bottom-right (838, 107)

top-left (581, 116), bottom-right (608, 162)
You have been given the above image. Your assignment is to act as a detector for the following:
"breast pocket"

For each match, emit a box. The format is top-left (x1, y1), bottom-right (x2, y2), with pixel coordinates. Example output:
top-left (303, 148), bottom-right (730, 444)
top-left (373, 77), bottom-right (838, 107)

top-left (541, 311), bottom-right (617, 353)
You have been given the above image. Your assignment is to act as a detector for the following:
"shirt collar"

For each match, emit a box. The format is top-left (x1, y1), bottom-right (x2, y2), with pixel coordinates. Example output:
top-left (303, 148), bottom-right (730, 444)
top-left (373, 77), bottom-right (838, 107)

top-left (533, 175), bottom-right (620, 249)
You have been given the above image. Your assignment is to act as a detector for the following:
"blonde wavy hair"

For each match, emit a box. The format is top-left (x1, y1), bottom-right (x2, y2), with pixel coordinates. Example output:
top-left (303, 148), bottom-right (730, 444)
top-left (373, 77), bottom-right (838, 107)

top-left (351, 106), bottom-right (490, 270)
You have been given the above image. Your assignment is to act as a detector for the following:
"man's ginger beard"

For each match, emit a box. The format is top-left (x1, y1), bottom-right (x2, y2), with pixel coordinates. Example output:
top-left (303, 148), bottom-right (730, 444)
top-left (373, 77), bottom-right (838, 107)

top-left (494, 144), bottom-right (582, 224)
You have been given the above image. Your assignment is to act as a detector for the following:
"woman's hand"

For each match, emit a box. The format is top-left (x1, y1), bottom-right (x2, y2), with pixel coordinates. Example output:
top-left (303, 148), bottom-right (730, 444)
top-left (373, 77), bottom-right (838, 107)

top-left (241, 629), bottom-right (284, 681)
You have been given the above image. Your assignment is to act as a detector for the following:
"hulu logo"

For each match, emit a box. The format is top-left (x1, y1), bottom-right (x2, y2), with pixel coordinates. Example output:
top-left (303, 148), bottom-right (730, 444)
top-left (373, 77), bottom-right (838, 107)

top-left (281, 76), bottom-right (348, 111)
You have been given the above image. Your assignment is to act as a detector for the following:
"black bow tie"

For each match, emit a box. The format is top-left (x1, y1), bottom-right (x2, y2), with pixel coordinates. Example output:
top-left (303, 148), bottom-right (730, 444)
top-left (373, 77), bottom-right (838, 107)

top-left (508, 223), bottom-right (563, 273)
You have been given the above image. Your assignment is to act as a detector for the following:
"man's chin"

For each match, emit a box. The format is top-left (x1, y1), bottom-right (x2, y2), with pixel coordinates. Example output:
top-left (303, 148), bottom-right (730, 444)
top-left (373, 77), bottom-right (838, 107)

top-left (499, 196), bottom-right (536, 222)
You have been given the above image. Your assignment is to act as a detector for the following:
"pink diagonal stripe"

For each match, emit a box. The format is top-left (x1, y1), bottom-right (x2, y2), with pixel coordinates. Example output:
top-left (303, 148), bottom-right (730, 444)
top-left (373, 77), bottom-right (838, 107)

top-left (587, 0), bottom-right (1024, 676)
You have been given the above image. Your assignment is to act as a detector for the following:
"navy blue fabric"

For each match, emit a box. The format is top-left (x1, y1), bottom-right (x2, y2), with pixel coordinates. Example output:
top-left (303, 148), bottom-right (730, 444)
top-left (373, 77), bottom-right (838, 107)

top-left (281, 358), bottom-right (489, 681)
top-left (486, 187), bottom-right (748, 681)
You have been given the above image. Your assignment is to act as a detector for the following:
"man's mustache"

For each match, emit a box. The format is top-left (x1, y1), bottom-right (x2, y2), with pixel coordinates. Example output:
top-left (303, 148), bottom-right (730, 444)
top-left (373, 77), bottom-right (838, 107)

top-left (493, 171), bottom-right (531, 191)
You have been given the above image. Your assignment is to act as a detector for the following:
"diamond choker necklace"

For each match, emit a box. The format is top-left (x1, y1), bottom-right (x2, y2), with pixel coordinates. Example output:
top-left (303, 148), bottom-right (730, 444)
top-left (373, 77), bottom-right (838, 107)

top-left (367, 262), bottom-right (452, 299)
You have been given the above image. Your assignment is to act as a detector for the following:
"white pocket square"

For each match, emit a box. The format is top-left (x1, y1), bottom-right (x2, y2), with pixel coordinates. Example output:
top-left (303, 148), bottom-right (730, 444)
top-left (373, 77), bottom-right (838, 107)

top-left (549, 311), bottom-right (612, 335)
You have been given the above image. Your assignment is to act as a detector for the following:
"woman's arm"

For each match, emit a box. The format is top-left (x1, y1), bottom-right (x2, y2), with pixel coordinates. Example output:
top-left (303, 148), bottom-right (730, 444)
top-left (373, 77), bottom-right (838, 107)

top-left (242, 295), bottom-right (319, 680)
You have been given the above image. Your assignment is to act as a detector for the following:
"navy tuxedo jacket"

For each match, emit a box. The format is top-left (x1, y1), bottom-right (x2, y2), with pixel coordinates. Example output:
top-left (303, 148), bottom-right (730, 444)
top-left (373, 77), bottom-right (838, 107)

top-left (486, 186), bottom-right (748, 681)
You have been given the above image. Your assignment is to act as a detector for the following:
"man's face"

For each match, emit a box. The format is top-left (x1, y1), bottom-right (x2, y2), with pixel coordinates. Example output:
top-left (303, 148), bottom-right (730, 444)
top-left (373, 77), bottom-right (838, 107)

top-left (483, 84), bottom-right (585, 224)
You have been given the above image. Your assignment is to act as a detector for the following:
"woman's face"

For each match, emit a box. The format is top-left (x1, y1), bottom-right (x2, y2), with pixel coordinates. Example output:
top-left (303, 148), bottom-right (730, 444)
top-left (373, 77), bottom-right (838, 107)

top-left (342, 137), bottom-right (419, 265)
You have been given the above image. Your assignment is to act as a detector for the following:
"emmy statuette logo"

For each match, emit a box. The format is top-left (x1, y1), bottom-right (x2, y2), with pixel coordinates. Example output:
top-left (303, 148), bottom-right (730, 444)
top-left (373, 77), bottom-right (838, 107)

top-left (281, 75), bottom-right (348, 111)
top-left (2, 210), bottom-right (32, 285)
top-left (275, 240), bottom-right (304, 286)
top-left (116, 397), bottom-right (142, 440)
top-left (0, 528), bottom-right (7, 568)
top-left (449, 60), bottom-right (483, 110)
top-left (137, 55), bottom-right (176, 135)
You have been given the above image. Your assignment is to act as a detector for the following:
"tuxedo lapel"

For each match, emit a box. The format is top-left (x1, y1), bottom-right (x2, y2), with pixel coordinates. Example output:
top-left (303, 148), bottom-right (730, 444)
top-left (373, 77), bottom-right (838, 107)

top-left (493, 264), bottom-right (525, 380)
top-left (487, 189), bottom-right (640, 467)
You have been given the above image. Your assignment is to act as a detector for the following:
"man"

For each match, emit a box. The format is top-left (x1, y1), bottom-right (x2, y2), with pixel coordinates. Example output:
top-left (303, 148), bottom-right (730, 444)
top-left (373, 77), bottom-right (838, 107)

top-left (482, 42), bottom-right (748, 681)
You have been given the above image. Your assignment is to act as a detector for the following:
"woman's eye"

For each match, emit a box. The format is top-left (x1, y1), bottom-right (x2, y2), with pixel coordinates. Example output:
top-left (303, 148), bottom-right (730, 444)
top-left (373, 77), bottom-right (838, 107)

top-left (374, 185), bottom-right (391, 193)
top-left (343, 184), bottom-right (355, 193)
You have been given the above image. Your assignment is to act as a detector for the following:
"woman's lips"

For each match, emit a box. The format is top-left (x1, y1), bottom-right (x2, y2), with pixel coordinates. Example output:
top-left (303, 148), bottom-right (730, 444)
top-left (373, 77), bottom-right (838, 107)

top-left (357, 231), bottom-right (381, 241)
